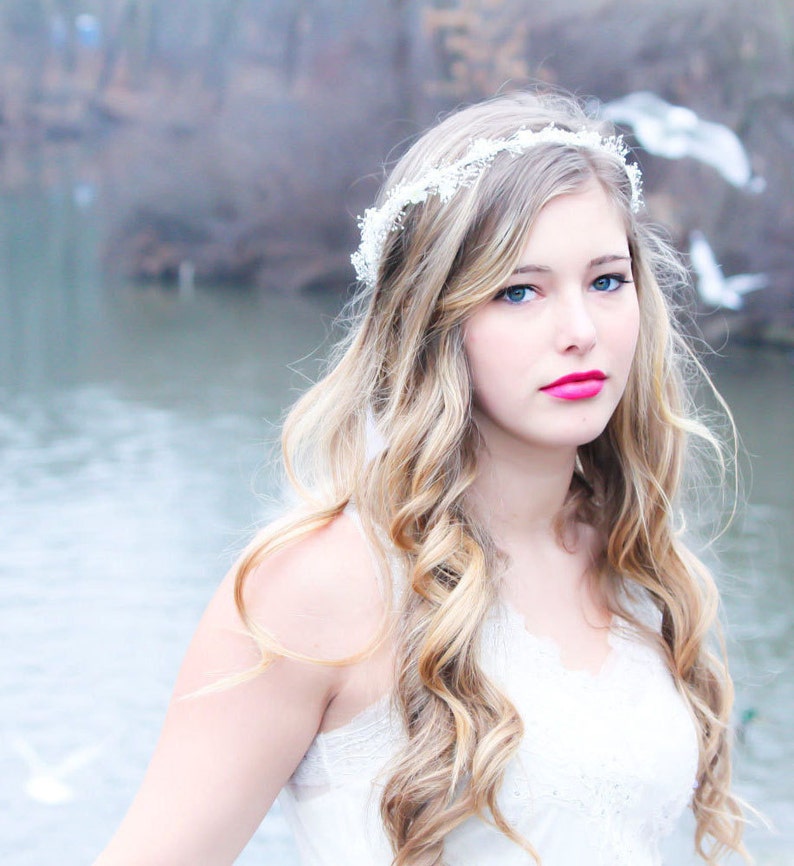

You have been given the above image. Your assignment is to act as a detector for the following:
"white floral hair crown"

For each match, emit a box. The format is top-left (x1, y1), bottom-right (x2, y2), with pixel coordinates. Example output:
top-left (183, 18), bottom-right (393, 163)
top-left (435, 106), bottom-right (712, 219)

top-left (351, 124), bottom-right (643, 289)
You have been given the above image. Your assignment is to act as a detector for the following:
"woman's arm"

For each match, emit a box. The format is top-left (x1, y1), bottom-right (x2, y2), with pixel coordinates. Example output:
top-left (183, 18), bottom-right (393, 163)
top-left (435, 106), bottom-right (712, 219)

top-left (94, 513), bottom-right (382, 866)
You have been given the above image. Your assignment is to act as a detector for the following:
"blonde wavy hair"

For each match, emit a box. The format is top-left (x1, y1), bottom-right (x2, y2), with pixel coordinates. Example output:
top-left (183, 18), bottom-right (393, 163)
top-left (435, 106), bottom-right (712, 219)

top-left (232, 91), bottom-right (748, 864)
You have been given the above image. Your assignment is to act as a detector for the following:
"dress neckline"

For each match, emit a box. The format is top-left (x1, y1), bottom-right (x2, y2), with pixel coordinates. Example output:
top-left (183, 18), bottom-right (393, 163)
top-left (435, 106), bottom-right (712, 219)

top-left (494, 596), bottom-right (626, 682)
top-left (315, 599), bottom-right (636, 741)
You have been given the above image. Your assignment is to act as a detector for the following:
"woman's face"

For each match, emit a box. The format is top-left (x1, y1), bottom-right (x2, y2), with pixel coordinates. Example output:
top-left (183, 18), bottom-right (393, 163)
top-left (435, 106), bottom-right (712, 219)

top-left (463, 180), bottom-right (640, 460)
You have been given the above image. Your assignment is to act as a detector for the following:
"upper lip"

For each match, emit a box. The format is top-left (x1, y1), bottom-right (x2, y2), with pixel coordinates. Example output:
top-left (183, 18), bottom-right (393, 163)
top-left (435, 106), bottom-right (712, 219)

top-left (542, 370), bottom-right (606, 389)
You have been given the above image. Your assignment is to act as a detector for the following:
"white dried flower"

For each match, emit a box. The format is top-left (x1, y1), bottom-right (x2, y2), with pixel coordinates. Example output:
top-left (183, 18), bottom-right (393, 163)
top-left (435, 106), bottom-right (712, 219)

top-left (351, 124), bottom-right (643, 289)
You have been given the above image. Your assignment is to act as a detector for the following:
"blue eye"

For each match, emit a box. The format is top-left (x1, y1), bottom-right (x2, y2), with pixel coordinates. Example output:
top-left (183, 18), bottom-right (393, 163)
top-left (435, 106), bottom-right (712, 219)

top-left (592, 274), bottom-right (631, 292)
top-left (498, 285), bottom-right (536, 304)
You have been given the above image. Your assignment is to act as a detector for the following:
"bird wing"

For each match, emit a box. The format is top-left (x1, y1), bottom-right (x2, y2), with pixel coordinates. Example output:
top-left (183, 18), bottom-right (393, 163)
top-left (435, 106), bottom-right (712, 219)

top-left (689, 231), bottom-right (723, 283)
top-left (724, 274), bottom-right (769, 295)
top-left (602, 91), bottom-right (671, 122)
top-left (685, 119), bottom-right (752, 187)
top-left (53, 741), bottom-right (106, 778)
top-left (688, 231), bottom-right (731, 306)
top-left (10, 736), bottom-right (48, 774)
top-left (602, 92), bottom-right (689, 157)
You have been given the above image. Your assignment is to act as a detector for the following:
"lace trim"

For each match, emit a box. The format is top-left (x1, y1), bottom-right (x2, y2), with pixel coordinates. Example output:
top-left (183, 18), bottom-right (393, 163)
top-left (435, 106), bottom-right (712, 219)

top-left (289, 694), bottom-right (400, 788)
top-left (495, 599), bottom-right (624, 682)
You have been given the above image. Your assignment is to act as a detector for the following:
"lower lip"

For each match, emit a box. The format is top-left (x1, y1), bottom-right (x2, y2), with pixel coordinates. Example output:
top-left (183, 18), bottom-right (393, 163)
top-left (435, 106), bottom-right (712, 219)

top-left (542, 379), bottom-right (605, 400)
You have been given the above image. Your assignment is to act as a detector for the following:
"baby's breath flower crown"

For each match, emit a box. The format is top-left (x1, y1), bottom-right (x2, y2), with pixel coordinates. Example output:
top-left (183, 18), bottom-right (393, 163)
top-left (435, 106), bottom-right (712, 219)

top-left (351, 124), bottom-right (644, 289)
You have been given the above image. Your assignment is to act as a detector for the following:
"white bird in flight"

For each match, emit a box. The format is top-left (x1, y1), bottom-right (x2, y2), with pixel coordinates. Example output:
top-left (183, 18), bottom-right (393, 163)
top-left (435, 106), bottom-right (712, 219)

top-left (689, 230), bottom-right (768, 310)
top-left (601, 91), bottom-right (764, 191)
top-left (11, 735), bottom-right (107, 805)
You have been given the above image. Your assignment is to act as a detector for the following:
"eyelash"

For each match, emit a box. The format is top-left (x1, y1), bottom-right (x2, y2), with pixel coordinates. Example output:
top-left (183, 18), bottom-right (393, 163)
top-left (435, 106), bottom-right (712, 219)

top-left (496, 273), bottom-right (633, 303)
top-left (496, 285), bottom-right (536, 304)
top-left (591, 273), bottom-right (633, 293)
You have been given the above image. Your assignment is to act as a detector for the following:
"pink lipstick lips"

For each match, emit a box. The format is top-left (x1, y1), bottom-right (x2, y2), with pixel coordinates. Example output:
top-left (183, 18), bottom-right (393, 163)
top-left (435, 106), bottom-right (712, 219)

top-left (541, 370), bottom-right (606, 400)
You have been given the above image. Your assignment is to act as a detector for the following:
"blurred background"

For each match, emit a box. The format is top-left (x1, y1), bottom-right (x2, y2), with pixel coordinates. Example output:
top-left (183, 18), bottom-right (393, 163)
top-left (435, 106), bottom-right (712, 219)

top-left (0, 0), bottom-right (791, 863)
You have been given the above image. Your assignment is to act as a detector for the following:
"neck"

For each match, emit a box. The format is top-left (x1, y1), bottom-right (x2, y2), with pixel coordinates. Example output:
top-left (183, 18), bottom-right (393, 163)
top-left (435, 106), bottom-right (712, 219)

top-left (466, 434), bottom-right (578, 546)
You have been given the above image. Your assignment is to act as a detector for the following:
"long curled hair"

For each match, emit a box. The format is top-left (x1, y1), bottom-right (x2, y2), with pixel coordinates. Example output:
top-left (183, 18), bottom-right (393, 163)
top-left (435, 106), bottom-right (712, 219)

top-left (232, 91), bottom-right (748, 864)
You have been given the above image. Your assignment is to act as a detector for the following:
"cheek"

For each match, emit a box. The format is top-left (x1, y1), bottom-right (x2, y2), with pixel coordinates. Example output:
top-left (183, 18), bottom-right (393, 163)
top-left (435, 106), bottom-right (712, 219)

top-left (464, 328), bottom-right (507, 407)
top-left (613, 310), bottom-right (642, 411)
top-left (464, 343), bottom-right (493, 405)
top-left (464, 313), bottom-right (534, 368)
top-left (613, 296), bottom-right (641, 370)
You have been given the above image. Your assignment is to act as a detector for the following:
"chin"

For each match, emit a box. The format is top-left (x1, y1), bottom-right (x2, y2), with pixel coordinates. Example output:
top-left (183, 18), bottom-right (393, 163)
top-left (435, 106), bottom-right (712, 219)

top-left (550, 422), bottom-right (612, 450)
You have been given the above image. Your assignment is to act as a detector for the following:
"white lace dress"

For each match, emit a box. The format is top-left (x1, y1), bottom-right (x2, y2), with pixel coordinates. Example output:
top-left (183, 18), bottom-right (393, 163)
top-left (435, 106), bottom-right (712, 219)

top-left (278, 595), bottom-right (699, 865)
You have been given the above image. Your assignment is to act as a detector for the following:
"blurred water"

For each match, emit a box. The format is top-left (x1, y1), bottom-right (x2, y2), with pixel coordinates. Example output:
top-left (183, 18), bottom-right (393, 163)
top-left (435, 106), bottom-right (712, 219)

top-left (0, 185), bottom-right (791, 864)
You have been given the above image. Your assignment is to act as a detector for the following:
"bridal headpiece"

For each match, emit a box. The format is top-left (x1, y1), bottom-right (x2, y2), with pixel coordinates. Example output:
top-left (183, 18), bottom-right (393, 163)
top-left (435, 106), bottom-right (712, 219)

top-left (351, 124), bottom-right (643, 289)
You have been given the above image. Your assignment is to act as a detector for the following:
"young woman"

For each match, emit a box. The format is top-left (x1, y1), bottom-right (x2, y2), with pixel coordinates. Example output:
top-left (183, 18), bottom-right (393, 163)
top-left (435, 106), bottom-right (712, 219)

top-left (95, 91), bottom-right (748, 865)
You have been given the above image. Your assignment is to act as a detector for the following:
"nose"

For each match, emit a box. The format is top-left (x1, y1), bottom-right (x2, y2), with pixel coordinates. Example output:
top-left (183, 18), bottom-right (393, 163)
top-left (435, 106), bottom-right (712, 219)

top-left (555, 290), bottom-right (597, 354)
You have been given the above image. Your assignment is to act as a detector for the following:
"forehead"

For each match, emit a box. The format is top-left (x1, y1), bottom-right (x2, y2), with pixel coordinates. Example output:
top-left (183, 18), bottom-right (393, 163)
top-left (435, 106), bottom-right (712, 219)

top-left (518, 182), bottom-right (629, 267)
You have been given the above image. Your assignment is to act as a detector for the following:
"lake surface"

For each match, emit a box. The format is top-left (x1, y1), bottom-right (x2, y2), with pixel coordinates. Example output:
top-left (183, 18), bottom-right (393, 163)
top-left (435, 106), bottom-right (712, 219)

top-left (1, 184), bottom-right (792, 864)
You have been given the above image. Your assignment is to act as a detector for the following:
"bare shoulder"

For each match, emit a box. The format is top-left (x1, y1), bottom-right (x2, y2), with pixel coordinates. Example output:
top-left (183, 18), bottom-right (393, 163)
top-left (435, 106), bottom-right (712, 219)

top-left (173, 509), bottom-right (386, 701)
top-left (237, 509), bottom-right (386, 662)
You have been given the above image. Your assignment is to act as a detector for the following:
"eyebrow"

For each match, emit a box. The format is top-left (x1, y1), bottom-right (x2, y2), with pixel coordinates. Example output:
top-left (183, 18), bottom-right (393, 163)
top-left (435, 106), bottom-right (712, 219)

top-left (512, 254), bottom-right (631, 275)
